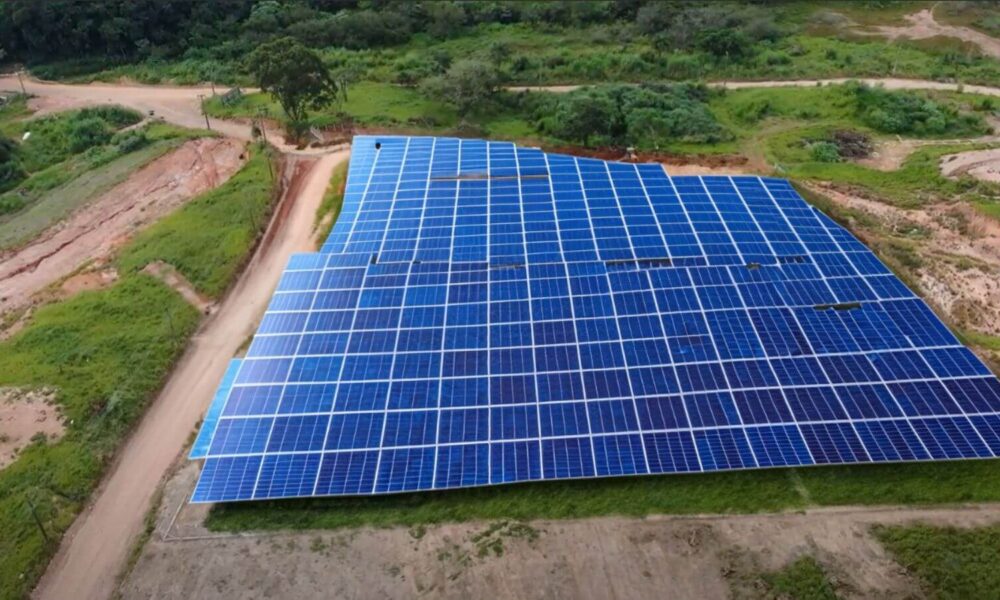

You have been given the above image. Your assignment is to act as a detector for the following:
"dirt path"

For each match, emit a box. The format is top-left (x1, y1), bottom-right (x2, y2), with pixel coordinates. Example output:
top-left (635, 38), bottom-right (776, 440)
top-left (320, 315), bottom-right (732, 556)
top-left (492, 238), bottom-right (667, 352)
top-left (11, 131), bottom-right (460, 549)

top-left (121, 461), bottom-right (998, 600)
top-left (31, 149), bottom-right (349, 600)
top-left (512, 77), bottom-right (1000, 98)
top-left (863, 7), bottom-right (1000, 60)
top-left (0, 76), bottom-right (335, 154)
top-left (0, 137), bottom-right (245, 317)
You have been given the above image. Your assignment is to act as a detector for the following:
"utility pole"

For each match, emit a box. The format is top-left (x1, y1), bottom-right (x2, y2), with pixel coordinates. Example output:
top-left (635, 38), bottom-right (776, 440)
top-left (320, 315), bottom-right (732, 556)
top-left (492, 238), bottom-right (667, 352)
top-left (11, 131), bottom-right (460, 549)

top-left (197, 94), bottom-right (211, 131)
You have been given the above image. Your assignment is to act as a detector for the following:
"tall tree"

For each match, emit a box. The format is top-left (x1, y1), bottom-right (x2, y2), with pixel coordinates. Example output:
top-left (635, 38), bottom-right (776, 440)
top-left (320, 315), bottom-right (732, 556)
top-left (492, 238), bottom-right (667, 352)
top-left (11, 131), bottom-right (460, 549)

top-left (246, 36), bottom-right (338, 130)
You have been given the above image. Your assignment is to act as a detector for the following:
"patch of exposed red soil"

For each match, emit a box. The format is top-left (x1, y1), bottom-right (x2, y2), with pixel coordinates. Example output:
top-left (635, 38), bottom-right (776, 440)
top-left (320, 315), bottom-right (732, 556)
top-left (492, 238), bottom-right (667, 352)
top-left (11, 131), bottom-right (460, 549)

top-left (0, 138), bottom-right (246, 317)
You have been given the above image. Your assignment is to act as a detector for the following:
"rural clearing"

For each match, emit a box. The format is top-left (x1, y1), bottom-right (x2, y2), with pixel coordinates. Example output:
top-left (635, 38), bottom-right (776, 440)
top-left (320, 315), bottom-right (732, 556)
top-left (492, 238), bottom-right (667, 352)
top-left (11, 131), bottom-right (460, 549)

top-left (5, 57), bottom-right (1000, 599)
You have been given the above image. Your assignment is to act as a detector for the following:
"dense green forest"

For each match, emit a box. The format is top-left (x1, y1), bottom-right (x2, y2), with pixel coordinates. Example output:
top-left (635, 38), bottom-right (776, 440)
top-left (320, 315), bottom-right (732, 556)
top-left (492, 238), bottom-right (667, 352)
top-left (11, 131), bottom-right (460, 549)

top-left (4, 0), bottom-right (1000, 88)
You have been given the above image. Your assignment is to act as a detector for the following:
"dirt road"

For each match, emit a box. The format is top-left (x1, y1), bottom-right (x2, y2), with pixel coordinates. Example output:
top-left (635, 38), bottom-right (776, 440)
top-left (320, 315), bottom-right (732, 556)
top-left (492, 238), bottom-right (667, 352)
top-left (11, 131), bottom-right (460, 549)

top-left (511, 77), bottom-right (1000, 98)
top-left (0, 137), bottom-right (245, 316)
top-left (31, 149), bottom-right (349, 600)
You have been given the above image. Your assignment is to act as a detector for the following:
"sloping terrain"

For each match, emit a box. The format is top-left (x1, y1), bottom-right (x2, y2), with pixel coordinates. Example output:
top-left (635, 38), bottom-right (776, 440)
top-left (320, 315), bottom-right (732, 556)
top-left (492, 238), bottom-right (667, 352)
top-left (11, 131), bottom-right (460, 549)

top-left (0, 137), bottom-right (245, 316)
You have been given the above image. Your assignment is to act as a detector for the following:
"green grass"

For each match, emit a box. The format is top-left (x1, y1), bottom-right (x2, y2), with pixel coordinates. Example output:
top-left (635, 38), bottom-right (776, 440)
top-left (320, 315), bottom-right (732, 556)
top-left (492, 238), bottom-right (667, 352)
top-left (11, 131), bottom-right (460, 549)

top-left (0, 142), bottom-right (280, 600)
top-left (117, 147), bottom-right (276, 298)
top-left (315, 158), bottom-right (348, 244)
top-left (760, 556), bottom-right (840, 600)
top-left (0, 276), bottom-right (200, 600)
top-left (875, 523), bottom-right (1000, 599)
top-left (206, 459), bottom-right (1000, 533)
top-left (0, 139), bottom-right (181, 250)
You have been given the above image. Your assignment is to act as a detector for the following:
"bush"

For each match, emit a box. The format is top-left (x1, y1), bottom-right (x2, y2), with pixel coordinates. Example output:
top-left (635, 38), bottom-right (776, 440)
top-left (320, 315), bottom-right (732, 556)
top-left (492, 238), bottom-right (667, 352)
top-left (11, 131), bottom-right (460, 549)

top-left (850, 82), bottom-right (989, 137)
top-left (112, 130), bottom-right (149, 153)
top-left (535, 83), bottom-right (730, 147)
top-left (67, 117), bottom-right (113, 153)
top-left (810, 141), bottom-right (841, 163)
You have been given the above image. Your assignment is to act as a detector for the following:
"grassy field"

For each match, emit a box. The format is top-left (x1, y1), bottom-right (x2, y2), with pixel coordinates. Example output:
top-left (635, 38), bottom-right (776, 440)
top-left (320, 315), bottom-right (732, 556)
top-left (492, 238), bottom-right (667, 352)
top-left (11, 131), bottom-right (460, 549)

top-left (874, 523), bottom-right (1000, 599)
top-left (0, 145), bottom-right (279, 600)
top-left (206, 459), bottom-right (1000, 533)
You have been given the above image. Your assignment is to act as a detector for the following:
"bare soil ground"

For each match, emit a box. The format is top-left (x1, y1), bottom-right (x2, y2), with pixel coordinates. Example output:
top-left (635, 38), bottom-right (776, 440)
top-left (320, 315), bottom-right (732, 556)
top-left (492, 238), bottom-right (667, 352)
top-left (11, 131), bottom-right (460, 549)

top-left (31, 149), bottom-right (349, 600)
top-left (0, 387), bottom-right (63, 470)
top-left (0, 138), bottom-right (245, 317)
top-left (121, 460), bottom-right (1000, 600)
top-left (805, 182), bottom-right (1000, 340)
top-left (941, 147), bottom-right (1000, 183)
top-left (864, 8), bottom-right (1000, 60)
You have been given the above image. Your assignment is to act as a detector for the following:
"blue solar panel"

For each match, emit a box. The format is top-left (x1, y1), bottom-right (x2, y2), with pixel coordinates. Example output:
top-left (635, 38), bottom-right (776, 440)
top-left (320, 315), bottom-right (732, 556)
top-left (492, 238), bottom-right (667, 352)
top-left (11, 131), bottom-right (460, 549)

top-left (189, 135), bottom-right (1000, 502)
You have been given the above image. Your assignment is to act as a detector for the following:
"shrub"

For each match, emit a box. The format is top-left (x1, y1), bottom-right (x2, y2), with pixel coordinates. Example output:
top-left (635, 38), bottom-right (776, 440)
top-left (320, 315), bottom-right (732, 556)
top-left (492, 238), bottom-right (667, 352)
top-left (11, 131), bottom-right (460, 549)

top-left (850, 82), bottom-right (989, 137)
top-left (67, 117), bottom-right (113, 153)
top-left (810, 141), bottom-right (841, 163)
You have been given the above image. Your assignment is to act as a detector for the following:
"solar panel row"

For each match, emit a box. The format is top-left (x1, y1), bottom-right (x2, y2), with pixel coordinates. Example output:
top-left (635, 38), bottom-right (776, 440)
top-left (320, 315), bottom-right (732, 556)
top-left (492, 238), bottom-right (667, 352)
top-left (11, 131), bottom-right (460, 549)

top-left (189, 136), bottom-right (1000, 502)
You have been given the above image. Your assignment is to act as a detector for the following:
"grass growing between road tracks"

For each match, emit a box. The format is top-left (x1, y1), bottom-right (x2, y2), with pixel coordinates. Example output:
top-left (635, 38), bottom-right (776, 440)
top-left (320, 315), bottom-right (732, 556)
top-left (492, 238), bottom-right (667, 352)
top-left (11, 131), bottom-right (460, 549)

top-left (206, 459), bottom-right (1000, 534)
top-left (117, 146), bottom-right (277, 298)
top-left (0, 142), bottom-right (281, 600)
top-left (874, 523), bottom-right (1000, 599)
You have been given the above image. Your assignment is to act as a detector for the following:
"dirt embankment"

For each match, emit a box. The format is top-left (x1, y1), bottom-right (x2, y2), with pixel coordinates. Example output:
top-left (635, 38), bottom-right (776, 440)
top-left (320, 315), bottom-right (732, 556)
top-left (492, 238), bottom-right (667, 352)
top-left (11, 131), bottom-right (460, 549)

top-left (0, 138), bottom-right (245, 318)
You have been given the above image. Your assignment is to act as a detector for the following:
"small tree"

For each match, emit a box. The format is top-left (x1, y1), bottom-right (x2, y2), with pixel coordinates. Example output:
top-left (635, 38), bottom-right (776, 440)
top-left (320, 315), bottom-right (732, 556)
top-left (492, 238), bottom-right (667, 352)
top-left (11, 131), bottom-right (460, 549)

top-left (247, 37), bottom-right (338, 135)
top-left (423, 59), bottom-right (502, 116)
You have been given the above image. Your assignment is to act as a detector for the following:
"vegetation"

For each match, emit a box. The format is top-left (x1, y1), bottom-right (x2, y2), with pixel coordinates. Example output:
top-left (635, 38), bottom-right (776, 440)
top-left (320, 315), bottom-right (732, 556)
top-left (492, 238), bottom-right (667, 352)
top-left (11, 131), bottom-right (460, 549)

top-left (207, 459), bottom-right (1000, 533)
top-left (759, 556), bottom-right (839, 600)
top-left (9, 2), bottom-right (1000, 90)
top-left (0, 145), bottom-right (279, 600)
top-left (316, 158), bottom-right (348, 244)
top-left (533, 83), bottom-right (729, 146)
top-left (247, 37), bottom-right (340, 136)
top-left (117, 147), bottom-right (277, 298)
top-left (850, 82), bottom-right (990, 137)
top-left (0, 104), bottom-right (143, 210)
top-left (875, 523), bottom-right (1000, 599)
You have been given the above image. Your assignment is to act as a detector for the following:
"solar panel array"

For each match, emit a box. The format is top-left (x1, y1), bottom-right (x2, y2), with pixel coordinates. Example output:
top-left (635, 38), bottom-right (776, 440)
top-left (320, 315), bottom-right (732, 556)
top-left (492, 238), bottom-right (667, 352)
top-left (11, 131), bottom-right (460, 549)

top-left (189, 135), bottom-right (1000, 502)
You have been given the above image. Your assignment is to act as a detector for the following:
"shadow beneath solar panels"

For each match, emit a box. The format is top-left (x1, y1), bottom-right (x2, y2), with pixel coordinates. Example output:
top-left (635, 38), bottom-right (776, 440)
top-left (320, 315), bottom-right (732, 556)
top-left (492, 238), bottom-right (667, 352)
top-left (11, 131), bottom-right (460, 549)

top-left (202, 459), bottom-right (1000, 533)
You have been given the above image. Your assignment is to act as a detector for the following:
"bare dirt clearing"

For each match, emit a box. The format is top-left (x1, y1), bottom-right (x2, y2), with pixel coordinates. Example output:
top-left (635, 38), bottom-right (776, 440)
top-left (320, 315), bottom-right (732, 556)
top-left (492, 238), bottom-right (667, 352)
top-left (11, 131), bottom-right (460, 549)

top-left (862, 8), bottom-right (1000, 60)
top-left (0, 387), bottom-right (63, 470)
top-left (805, 182), bottom-right (1000, 341)
top-left (32, 149), bottom-right (349, 600)
top-left (120, 461), bottom-right (1000, 600)
top-left (941, 147), bottom-right (1000, 184)
top-left (0, 137), bottom-right (245, 317)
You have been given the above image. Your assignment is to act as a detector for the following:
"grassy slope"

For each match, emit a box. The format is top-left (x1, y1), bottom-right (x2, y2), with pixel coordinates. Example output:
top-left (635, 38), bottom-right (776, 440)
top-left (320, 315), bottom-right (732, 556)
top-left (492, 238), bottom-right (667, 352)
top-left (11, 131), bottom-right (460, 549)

top-left (117, 147), bottom-right (277, 298)
top-left (0, 140), bottom-right (178, 250)
top-left (0, 146), bottom-right (278, 600)
top-left (875, 523), bottom-right (1000, 599)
